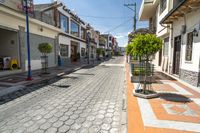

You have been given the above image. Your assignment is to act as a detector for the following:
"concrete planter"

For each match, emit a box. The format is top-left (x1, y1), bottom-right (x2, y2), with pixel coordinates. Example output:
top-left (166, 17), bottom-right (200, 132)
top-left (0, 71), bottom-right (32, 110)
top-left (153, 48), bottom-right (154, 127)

top-left (133, 90), bottom-right (159, 99)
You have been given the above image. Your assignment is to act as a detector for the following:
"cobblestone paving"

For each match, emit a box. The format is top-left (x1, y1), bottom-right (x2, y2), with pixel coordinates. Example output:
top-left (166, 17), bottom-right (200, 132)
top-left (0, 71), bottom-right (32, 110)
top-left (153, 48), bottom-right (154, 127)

top-left (0, 57), bottom-right (125, 133)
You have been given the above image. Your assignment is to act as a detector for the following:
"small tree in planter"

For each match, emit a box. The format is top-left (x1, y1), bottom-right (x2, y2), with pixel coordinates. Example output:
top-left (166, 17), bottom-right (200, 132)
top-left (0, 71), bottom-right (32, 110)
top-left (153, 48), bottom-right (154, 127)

top-left (130, 34), bottom-right (162, 96)
top-left (38, 43), bottom-right (53, 74)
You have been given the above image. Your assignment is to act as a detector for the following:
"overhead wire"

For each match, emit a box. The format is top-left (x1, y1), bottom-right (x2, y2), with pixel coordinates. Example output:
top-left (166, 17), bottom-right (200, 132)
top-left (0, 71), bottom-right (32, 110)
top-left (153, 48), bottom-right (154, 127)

top-left (104, 18), bottom-right (133, 34)
top-left (78, 14), bottom-right (132, 19)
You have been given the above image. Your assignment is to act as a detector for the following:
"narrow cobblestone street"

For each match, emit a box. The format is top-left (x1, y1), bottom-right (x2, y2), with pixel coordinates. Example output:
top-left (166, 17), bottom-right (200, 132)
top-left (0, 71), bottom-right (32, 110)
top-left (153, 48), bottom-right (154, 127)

top-left (0, 57), bottom-right (126, 133)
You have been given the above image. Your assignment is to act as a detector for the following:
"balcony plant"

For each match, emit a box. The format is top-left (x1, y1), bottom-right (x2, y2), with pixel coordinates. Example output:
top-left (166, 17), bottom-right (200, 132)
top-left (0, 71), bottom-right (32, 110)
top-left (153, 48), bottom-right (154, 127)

top-left (38, 43), bottom-right (53, 74)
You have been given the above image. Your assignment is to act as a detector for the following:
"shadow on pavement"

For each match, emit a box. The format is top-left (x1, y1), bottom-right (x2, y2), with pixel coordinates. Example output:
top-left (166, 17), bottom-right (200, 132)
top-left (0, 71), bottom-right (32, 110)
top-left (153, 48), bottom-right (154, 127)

top-left (0, 77), bottom-right (67, 105)
top-left (159, 93), bottom-right (192, 103)
top-left (50, 84), bottom-right (70, 88)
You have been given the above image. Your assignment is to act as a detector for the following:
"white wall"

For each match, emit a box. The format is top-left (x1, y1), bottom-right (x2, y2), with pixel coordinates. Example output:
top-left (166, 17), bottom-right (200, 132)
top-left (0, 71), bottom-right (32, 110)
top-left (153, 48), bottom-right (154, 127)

top-left (156, 0), bottom-right (173, 37)
top-left (172, 9), bottom-right (200, 72)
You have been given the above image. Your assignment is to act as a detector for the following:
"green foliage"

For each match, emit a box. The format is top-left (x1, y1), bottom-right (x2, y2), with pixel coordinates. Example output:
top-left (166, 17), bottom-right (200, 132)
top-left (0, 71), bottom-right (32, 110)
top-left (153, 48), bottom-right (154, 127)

top-left (38, 43), bottom-right (53, 55)
top-left (99, 36), bottom-right (106, 45)
top-left (126, 43), bottom-right (134, 55)
top-left (126, 34), bottom-right (162, 58)
top-left (132, 68), bottom-right (151, 76)
top-left (96, 48), bottom-right (103, 55)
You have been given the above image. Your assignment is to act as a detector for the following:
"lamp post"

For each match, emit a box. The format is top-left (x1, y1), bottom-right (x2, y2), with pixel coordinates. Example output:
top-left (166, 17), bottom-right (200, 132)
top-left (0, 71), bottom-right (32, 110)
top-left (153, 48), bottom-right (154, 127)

top-left (23, 0), bottom-right (32, 80)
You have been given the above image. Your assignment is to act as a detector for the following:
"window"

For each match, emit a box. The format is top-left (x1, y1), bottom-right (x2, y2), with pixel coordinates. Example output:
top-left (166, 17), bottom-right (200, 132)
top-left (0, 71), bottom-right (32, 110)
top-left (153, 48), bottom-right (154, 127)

top-left (163, 37), bottom-right (169, 56)
top-left (60, 14), bottom-right (69, 33)
top-left (60, 44), bottom-right (69, 57)
top-left (81, 27), bottom-right (86, 39)
top-left (81, 48), bottom-right (85, 56)
top-left (71, 20), bottom-right (79, 37)
top-left (109, 36), bottom-right (112, 41)
top-left (185, 32), bottom-right (193, 61)
top-left (160, 0), bottom-right (167, 13)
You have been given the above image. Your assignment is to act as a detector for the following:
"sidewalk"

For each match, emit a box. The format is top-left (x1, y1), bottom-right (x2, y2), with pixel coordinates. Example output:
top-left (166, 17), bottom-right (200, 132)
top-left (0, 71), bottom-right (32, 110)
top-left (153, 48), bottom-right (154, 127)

top-left (0, 62), bottom-right (89, 97)
top-left (126, 64), bottom-right (200, 133)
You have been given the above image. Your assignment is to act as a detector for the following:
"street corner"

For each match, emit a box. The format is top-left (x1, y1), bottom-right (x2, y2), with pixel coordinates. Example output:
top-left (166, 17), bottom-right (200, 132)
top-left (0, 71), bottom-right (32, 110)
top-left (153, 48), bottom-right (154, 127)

top-left (126, 63), bottom-right (200, 133)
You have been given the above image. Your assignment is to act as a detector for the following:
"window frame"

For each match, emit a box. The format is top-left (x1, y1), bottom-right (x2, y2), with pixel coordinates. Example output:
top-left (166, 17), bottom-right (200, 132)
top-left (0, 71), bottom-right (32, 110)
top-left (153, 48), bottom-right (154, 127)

top-left (160, 0), bottom-right (167, 14)
top-left (81, 27), bottom-right (86, 40)
top-left (60, 13), bottom-right (69, 33)
top-left (185, 32), bottom-right (193, 61)
top-left (60, 44), bottom-right (69, 58)
top-left (70, 20), bottom-right (80, 37)
top-left (163, 37), bottom-right (169, 57)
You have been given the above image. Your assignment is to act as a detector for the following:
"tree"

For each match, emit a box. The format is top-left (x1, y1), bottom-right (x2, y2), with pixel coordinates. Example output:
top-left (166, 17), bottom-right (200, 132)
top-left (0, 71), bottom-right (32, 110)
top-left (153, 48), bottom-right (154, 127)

top-left (38, 43), bottom-right (53, 73)
top-left (38, 43), bottom-right (53, 55)
top-left (128, 34), bottom-right (162, 93)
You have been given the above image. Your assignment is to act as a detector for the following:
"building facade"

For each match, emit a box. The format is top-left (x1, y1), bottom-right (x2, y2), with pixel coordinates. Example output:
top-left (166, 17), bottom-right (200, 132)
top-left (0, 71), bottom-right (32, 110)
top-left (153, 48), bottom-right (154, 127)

top-left (0, 0), bottom-right (60, 75)
top-left (34, 2), bottom-right (88, 64)
top-left (139, 0), bottom-right (200, 87)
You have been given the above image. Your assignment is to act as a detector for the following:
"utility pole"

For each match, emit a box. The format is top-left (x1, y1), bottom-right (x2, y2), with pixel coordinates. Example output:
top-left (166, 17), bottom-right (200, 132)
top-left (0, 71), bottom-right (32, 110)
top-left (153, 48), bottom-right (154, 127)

top-left (124, 2), bottom-right (137, 31)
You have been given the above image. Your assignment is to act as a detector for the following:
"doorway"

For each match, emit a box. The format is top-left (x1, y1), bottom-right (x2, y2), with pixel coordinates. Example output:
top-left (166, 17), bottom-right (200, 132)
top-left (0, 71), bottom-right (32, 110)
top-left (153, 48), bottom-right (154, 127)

top-left (158, 49), bottom-right (162, 66)
top-left (0, 28), bottom-right (20, 72)
top-left (173, 35), bottom-right (181, 75)
top-left (71, 41), bottom-right (78, 62)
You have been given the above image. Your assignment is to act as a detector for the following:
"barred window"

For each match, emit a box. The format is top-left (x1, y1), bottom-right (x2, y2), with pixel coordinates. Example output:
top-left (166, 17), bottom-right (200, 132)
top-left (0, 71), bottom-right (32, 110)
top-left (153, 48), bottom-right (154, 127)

top-left (163, 37), bottom-right (169, 56)
top-left (160, 0), bottom-right (167, 14)
top-left (60, 44), bottom-right (69, 57)
top-left (185, 32), bottom-right (193, 61)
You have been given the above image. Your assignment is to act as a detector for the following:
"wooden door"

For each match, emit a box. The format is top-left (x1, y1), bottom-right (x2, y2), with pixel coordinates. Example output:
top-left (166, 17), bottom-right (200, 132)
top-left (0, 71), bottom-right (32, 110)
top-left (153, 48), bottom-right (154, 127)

top-left (71, 45), bottom-right (77, 62)
top-left (173, 36), bottom-right (181, 75)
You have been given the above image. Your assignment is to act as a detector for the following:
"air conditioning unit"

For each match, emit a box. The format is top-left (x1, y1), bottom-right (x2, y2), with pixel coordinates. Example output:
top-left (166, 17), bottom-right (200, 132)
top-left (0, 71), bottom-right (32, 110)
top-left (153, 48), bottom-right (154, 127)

top-left (180, 25), bottom-right (186, 34)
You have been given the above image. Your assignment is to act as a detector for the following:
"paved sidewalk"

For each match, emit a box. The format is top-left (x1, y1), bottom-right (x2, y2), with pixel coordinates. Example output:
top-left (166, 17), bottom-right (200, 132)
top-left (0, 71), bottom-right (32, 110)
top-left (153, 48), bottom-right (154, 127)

top-left (0, 62), bottom-right (89, 97)
top-left (126, 64), bottom-right (200, 133)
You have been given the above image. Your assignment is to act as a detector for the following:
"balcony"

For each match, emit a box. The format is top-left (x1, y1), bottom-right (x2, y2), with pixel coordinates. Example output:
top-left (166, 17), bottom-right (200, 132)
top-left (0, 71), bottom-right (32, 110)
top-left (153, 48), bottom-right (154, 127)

top-left (160, 0), bottom-right (200, 24)
top-left (139, 0), bottom-right (159, 21)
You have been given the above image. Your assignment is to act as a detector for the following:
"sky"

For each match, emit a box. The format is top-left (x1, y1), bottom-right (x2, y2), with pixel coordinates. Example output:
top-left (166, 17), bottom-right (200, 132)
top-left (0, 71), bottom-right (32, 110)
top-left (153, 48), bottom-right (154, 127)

top-left (34, 0), bottom-right (148, 47)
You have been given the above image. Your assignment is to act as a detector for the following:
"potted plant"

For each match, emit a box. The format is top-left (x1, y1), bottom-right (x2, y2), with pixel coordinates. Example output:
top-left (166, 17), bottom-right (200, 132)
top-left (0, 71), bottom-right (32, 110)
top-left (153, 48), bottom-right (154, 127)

top-left (38, 43), bottom-right (53, 74)
top-left (127, 34), bottom-right (162, 98)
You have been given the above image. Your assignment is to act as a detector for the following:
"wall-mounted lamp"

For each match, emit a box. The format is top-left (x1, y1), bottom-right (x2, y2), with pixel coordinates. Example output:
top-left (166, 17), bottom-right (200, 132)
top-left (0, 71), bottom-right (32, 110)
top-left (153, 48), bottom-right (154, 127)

top-left (193, 28), bottom-right (198, 37)
top-left (40, 26), bottom-right (43, 32)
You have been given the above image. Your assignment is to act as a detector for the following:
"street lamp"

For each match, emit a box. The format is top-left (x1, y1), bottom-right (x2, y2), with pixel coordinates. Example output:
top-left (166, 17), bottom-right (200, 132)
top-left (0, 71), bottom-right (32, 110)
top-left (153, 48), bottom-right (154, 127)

top-left (23, 0), bottom-right (32, 80)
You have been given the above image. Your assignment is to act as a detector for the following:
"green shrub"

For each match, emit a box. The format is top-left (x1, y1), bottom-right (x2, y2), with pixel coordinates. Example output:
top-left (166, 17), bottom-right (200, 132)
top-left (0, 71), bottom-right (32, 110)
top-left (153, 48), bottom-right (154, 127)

top-left (38, 43), bottom-right (53, 55)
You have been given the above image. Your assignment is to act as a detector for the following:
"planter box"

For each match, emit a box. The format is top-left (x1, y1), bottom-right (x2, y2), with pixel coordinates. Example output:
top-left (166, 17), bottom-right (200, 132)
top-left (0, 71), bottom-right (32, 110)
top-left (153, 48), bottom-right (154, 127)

top-left (130, 62), bottom-right (154, 83)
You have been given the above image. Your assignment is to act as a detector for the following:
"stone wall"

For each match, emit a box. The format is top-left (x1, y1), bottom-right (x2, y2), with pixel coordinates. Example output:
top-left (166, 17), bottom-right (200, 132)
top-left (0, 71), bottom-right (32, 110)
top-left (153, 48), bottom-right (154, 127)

top-left (180, 69), bottom-right (200, 87)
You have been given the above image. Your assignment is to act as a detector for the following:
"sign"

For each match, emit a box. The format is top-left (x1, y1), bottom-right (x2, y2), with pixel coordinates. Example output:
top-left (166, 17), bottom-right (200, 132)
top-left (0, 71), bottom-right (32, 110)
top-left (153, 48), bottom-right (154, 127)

top-left (0, 0), bottom-right (33, 14)
top-left (20, 0), bottom-right (34, 14)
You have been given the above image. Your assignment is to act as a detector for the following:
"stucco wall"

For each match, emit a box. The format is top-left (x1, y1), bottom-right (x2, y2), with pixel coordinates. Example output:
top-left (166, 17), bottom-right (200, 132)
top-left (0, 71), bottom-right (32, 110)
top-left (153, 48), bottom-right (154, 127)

top-left (0, 6), bottom-right (60, 38)
top-left (23, 33), bottom-right (57, 70)
top-left (173, 9), bottom-right (200, 73)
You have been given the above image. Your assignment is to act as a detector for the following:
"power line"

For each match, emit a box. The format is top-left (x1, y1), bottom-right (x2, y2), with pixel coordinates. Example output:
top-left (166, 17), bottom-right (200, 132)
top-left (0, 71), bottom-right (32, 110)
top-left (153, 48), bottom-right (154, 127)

top-left (104, 18), bottom-right (132, 34)
top-left (78, 14), bottom-right (133, 19)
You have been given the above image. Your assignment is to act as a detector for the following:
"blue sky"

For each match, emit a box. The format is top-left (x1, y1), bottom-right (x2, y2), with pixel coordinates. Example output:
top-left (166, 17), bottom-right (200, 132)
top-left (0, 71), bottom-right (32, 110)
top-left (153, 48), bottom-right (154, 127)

top-left (34, 0), bottom-right (148, 47)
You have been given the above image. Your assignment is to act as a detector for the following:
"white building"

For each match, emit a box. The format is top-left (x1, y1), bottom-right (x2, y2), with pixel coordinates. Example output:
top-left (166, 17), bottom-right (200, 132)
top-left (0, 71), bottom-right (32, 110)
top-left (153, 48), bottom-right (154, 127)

top-left (139, 0), bottom-right (200, 87)
top-left (0, 0), bottom-right (61, 76)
